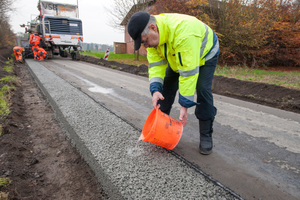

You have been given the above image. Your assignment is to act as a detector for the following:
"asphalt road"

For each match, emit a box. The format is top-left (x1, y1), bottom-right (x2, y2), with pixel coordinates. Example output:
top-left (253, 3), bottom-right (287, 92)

top-left (26, 57), bottom-right (300, 200)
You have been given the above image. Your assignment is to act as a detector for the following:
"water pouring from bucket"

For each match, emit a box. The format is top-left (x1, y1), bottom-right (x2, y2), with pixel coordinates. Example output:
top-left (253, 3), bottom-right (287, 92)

top-left (140, 107), bottom-right (183, 150)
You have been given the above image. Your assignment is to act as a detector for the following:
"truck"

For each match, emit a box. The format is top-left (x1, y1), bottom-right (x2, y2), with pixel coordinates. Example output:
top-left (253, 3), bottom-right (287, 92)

top-left (24, 0), bottom-right (83, 60)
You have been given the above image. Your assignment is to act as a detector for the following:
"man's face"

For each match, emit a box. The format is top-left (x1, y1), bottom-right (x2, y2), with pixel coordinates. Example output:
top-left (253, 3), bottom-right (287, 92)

top-left (141, 24), bottom-right (159, 49)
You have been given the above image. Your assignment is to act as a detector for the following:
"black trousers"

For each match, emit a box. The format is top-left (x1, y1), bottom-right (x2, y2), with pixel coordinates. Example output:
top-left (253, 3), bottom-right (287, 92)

top-left (158, 53), bottom-right (218, 121)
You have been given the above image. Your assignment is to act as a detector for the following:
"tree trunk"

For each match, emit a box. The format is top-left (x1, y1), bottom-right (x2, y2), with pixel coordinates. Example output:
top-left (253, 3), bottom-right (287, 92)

top-left (135, 50), bottom-right (139, 61)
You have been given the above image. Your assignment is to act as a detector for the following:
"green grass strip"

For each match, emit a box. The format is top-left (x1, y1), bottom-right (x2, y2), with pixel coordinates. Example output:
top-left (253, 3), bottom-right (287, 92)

top-left (215, 65), bottom-right (300, 89)
top-left (0, 177), bottom-right (12, 188)
top-left (82, 51), bottom-right (147, 61)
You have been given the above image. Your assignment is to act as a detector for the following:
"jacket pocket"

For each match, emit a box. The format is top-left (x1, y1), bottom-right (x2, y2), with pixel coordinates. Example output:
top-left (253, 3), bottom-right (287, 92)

top-left (178, 52), bottom-right (183, 66)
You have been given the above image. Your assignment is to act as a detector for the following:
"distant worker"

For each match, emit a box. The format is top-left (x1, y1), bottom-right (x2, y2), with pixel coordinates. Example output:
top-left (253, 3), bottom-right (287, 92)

top-left (32, 45), bottom-right (39, 60)
top-left (29, 32), bottom-right (42, 59)
top-left (37, 47), bottom-right (48, 61)
top-left (29, 31), bottom-right (40, 45)
top-left (13, 46), bottom-right (24, 63)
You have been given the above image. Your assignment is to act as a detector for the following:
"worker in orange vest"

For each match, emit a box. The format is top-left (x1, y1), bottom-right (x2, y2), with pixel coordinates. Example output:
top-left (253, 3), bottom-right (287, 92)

top-left (32, 45), bottom-right (39, 60)
top-left (13, 46), bottom-right (24, 63)
top-left (28, 31), bottom-right (41, 45)
top-left (37, 47), bottom-right (48, 61)
top-left (29, 32), bottom-right (42, 59)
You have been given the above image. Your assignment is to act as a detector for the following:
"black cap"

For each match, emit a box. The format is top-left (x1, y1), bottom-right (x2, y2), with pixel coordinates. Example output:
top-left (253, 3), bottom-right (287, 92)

top-left (127, 11), bottom-right (150, 50)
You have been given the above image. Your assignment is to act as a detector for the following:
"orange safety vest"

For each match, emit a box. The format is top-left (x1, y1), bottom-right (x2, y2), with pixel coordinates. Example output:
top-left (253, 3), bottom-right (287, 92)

top-left (38, 47), bottom-right (46, 54)
top-left (30, 33), bottom-right (41, 45)
top-left (38, 47), bottom-right (47, 60)
top-left (29, 33), bottom-right (34, 43)
top-left (13, 46), bottom-right (23, 53)
top-left (13, 46), bottom-right (24, 62)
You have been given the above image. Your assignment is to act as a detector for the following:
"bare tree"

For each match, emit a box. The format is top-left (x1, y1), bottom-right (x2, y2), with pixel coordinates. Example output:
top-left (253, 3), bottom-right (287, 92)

top-left (0, 0), bottom-right (14, 19)
top-left (107, 0), bottom-right (154, 30)
top-left (0, 0), bottom-right (16, 48)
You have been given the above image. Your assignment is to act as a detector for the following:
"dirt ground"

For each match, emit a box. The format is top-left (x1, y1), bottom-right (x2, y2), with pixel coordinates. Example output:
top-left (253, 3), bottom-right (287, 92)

top-left (0, 50), bottom-right (106, 199)
top-left (0, 49), bottom-right (299, 199)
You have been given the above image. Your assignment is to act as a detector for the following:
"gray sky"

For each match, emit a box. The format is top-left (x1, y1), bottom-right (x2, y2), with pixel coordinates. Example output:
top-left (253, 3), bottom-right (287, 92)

top-left (9, 0), bottom-right (125, 46)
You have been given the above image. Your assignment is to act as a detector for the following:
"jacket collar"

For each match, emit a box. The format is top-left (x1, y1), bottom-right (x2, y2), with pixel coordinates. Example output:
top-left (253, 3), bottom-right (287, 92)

top-left (155, 15), bottom-right (168, 47)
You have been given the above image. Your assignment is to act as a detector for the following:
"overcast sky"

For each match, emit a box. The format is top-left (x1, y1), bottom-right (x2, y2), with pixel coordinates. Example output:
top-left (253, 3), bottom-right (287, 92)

top-left (9, 0), bottom-right (125, 46)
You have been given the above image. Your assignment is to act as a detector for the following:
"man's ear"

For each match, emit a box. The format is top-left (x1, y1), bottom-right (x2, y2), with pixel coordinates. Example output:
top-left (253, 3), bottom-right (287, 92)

top-left (149, 24), bottom-right (158, 32)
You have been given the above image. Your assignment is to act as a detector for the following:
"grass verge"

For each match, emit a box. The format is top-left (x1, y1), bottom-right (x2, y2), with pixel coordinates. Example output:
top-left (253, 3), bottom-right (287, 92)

top-left (0, 177), bottom-right (11, 188)
top-left (0, 59), bottom-right (14, 199)
top-left (82, 51), bottom-right (148, 66)
top-left (0, 59), bottom-right (17, 136)
top-left (215, 65), bottom-right (300, 90)
top-left (0, 177), bottom-right (11, 200)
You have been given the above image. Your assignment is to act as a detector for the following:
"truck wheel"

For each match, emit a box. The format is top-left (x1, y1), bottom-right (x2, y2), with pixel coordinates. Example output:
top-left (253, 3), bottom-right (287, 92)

top-left (71, 52), bottom-right (80, 60)
top-left (71, 52), bottom-right (76, 60)
top-left (75, 52), bottom-right (80, 60)
top-left (59, 49), bottom-right (68, 57)
top-left (46, 50), bottom-right (53, 59)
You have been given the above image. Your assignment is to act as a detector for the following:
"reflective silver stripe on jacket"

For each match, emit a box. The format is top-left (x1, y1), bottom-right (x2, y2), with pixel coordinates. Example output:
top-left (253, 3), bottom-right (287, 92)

top-left (178, 66), bottom-right (199, 77)
top-left (183, 95), bottom-right (194, 101)
top-left (149, 60), bottom-right (167, 68)
top-left (150, 77), bottom-right (164, 84)
top-left (205, 40), bottom-right (219, 61)
top-left (200, 24), bottom-right (209, 58)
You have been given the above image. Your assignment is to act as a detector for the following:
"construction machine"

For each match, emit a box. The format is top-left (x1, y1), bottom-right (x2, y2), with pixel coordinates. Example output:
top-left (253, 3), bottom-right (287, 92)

top-left (24, 0), bottom-right (83, 60)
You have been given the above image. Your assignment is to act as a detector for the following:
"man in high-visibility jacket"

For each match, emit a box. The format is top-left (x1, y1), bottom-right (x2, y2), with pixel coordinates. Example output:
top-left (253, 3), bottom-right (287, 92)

top-left (13, 46), bottom-right (24, 63)
top-left (128, 12), bottom-right (219, 155)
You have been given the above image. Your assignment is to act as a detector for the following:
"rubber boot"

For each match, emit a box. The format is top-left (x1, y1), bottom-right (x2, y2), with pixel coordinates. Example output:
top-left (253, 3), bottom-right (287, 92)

top-left (199, 119), bottom-right (213, 155)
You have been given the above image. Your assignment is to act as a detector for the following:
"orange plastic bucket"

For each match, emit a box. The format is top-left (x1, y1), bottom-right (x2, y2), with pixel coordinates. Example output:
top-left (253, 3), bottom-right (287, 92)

top-left (140, 107), bottom-right (183, 150)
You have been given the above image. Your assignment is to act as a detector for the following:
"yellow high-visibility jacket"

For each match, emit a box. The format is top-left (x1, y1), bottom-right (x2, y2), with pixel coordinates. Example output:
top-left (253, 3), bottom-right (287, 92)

top-left (147, 13), bottom-right (219, 108)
